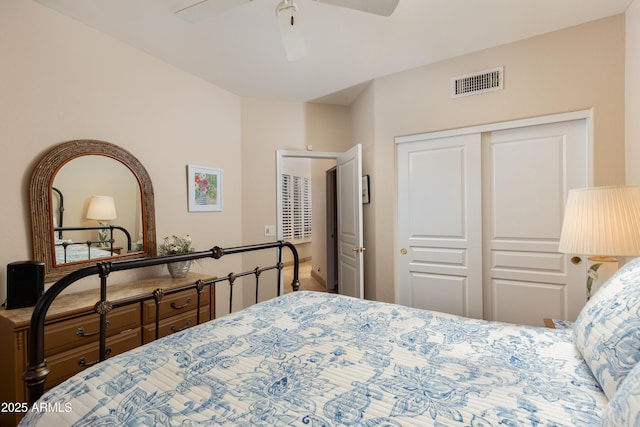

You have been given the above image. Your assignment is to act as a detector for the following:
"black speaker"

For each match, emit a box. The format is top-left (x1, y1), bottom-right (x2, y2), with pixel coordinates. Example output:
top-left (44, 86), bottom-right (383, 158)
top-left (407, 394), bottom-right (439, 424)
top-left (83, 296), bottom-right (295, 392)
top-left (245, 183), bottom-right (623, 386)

top-left (6, 261), bottom-right (44, 310)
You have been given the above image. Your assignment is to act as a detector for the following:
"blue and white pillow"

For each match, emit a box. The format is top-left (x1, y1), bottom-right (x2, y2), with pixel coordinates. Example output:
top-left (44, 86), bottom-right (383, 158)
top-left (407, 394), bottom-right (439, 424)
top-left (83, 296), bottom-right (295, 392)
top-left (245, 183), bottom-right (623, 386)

top-left (602, 361), bottom-right (640, 426)
top-left (573, 257), bottom-right (640, 399)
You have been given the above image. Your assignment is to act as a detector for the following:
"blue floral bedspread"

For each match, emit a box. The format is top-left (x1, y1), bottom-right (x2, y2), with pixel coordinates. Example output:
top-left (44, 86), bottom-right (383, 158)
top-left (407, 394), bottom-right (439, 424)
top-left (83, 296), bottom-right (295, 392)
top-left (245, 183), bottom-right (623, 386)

top-left (55, 241), bottom-right (115, 264)
top-left (20, 291), bottom-right (607, 426)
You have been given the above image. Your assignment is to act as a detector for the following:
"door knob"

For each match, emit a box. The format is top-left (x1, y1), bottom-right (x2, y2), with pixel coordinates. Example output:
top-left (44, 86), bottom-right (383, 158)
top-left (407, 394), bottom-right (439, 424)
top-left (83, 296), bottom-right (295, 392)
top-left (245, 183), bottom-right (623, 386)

top-left (570, 256), bottom-right (582, 265)
top-left (400, 248), bottom-right (407, 255)
top-left (352, 247), bottom-right (366, 253)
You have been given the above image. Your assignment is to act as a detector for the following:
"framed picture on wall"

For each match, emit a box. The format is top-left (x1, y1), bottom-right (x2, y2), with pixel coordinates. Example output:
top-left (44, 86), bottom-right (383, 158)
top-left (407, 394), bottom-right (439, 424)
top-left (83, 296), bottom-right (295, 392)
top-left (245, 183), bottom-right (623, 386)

top-left (187, 165), bottom-right (223, 212)
top-left (362, 175), bottom-right (370, 204)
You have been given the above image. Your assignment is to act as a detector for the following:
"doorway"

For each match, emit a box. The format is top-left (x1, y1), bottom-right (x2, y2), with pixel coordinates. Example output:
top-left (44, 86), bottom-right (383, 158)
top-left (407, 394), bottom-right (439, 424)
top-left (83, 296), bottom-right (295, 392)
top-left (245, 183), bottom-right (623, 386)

top-left (277, 145), bottom-right (364, 298)
top-left (280, 156), bottom-right (337, 291)
top-left (326, 166), bottom-right (338, 291)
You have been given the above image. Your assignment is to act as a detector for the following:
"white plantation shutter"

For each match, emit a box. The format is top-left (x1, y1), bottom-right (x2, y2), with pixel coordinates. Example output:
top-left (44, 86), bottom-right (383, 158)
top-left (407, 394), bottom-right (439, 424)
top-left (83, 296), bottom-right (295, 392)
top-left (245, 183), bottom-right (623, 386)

top-left (282, 173), bottom-right (312, 241)
top-left (282, 174), bottom-right (293, 240)
top-left (293, 175), bottom-right (302, 239)
top-left (303, 177), bottom-right (311, 238)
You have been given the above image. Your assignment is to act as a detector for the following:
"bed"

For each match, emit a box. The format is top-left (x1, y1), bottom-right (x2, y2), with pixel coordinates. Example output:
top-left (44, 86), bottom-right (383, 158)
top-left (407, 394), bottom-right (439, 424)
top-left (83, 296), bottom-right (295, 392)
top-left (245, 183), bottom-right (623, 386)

top-left (54, 237), bottom-right (119, 264)
top-left (19, 254), bottom-right (640, 425)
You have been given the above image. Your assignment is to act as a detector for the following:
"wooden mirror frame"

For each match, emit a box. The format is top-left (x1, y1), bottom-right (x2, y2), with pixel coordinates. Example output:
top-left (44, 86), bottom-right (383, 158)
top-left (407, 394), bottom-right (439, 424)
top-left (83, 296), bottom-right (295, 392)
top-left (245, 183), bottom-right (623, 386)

top-left (30, 140), bottom-right (157, 282)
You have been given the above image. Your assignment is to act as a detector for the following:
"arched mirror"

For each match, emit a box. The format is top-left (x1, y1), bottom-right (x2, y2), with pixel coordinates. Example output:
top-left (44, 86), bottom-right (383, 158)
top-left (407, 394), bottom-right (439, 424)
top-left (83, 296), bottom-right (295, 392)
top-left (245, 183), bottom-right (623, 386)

top-left (30, 140), bottom-right (156, 282)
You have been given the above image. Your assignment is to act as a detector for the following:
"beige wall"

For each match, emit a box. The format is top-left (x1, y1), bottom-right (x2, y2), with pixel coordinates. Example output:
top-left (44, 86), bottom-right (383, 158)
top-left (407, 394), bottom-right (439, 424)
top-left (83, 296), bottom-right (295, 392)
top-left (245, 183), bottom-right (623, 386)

top-left (240, 99), bottom-right (350, 300)
top-left (0, 0), bottom-right (352, 308)
top-left (352, 15), bottom-right (626, 303)
top-left (628, 0), bottom-right (640, 186)
top-left (0, 0), bottom-right (241, 305)
top-left (240, 98), bottom-right (349, 252)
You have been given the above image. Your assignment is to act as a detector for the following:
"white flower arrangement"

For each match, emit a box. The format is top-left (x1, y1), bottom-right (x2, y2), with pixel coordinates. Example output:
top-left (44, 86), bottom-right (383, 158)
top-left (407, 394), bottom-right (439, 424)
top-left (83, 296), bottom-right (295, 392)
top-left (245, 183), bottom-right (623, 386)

top-left (158, 234), bottom-right (195, 256)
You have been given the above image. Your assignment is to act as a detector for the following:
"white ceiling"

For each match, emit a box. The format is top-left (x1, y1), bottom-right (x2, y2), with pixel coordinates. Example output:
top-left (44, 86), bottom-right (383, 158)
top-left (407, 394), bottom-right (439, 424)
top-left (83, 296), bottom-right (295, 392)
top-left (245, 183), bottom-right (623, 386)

top-left (35, 0), bottom-right (633, 105)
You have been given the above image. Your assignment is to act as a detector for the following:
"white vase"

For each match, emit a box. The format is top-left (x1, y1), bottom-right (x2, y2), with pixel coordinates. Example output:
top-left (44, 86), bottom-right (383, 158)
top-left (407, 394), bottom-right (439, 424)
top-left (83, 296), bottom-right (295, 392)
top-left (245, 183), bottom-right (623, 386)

top-left (167, 260), bottom-right (191, 278)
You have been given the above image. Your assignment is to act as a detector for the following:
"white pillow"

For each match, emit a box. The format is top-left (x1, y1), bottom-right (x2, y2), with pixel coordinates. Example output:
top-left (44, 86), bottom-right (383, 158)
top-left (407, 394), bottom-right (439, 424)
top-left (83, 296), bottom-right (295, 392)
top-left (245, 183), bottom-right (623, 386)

top-left (602, 361), bottom-right (640, 426)
top-left (573, 257), bottom-right (640, 399)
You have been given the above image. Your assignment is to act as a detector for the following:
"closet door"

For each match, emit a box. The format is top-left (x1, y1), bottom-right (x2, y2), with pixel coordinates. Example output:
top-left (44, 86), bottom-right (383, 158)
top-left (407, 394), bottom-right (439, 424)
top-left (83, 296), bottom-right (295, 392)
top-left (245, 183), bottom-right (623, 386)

top-left (396, 116), bottom-right (589, 325)
top-left (396, 133), bottom-right (483, 318)
top-left (483, 120), bottom-right (587, 325)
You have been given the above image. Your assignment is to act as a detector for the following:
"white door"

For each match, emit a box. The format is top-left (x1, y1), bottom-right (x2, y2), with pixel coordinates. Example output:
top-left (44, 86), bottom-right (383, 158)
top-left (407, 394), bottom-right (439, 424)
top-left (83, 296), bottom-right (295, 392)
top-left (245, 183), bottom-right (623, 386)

top-left (336, 145), bottom-right (364, 298)
top-left (484, 120), bottom-right (588, 324)
top-left (396, 134), bottom-right (483, 318)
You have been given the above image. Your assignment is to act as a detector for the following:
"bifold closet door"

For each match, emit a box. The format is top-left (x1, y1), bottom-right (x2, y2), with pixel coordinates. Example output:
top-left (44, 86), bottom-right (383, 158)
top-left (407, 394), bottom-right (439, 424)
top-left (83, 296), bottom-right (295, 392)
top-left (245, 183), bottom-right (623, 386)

top-left (396, 133), bottom-right (483, 319)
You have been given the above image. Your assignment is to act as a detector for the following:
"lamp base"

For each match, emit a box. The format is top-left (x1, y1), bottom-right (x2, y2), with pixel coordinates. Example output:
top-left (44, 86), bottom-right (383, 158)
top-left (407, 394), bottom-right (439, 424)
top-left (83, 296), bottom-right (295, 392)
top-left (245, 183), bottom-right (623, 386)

top-left (586, 256), bottom-right (619, 299)
top-left (587, 256), bottom-right (618, 263)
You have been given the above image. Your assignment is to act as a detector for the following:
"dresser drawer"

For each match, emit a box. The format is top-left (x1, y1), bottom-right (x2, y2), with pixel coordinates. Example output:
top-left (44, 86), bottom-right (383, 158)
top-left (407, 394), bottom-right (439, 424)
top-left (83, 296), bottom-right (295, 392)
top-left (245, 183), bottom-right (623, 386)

top-left (45, 328), bottom-right (141, 390)
top-left (44, 304), bottom-right (141, 356)
top-left (142, 306), bottom-right (209, 344)
top-left (142, 288), bottom-right (210, 324)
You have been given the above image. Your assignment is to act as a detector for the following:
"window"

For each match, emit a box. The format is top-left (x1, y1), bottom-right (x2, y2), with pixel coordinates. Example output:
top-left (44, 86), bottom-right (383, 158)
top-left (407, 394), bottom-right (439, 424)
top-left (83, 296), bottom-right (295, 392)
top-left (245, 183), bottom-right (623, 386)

top-left (282, 173), bottom-right (312, 241)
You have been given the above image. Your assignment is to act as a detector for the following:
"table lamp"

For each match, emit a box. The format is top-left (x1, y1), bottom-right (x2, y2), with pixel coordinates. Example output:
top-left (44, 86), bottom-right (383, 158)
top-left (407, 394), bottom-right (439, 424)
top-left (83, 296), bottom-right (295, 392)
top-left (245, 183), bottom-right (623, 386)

top-left (558, 185), bottom-right (640, 299)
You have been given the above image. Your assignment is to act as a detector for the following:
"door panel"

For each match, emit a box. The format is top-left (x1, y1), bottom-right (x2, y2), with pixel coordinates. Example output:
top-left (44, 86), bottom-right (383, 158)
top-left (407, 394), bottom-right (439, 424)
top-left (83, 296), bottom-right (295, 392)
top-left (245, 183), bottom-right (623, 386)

top-left (493, 279), bottom-right (565, 326)
top-left (397, 134), bottom-right (483, 317)
top-left (337, 145), bottom-right (363, 298)
top-left (491, 136), bottom-right (564, 238)
top-left (484, 120), bottom-right (587, 324)
top-left (410, 273), bottom-right (467, 315)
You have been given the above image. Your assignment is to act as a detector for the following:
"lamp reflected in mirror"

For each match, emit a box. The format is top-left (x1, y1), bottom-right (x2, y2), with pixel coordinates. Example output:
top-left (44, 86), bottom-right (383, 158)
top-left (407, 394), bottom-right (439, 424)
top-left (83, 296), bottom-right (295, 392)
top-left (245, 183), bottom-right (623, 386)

top-left (86, 195), bottom-right (117, 247)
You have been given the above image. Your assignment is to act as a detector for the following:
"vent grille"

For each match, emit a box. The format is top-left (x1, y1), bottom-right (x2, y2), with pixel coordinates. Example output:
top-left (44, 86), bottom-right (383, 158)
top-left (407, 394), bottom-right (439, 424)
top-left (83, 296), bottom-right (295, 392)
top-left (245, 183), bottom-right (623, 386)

top-left (452, 66), bottom-right (503, 98)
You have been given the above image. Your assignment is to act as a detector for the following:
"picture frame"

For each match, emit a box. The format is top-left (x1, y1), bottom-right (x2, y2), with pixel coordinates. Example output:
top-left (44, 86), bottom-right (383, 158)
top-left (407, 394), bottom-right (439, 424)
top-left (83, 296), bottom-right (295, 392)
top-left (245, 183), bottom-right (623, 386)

top-left (362, 175), bottom-right (370, 204)
top-left (187, 165), bottom-right (223, 212)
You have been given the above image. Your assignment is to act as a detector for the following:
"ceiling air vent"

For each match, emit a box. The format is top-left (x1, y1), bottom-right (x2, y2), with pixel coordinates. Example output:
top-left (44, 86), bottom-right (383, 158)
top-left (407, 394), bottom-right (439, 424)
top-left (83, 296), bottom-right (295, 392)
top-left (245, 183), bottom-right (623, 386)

top-left (451, 66), bottom-right (503, 98)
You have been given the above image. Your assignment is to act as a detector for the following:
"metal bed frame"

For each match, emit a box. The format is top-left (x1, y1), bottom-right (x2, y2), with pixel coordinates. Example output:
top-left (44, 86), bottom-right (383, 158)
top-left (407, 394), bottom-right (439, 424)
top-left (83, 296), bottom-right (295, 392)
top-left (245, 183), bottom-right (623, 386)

top-left (54, 225), bottom-right (133, 262)
top-left (22, 240), bottom-right (300, 405)
top-left (51, 187), bottom-right (64, 240)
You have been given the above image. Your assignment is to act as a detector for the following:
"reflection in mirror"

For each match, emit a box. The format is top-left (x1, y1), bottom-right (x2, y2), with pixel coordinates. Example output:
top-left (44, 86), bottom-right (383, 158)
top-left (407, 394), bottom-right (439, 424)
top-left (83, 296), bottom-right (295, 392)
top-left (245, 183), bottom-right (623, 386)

top-left (30, 140), bottom-right (156, 282)
top-left (51, 155), bottom-right (142, 266)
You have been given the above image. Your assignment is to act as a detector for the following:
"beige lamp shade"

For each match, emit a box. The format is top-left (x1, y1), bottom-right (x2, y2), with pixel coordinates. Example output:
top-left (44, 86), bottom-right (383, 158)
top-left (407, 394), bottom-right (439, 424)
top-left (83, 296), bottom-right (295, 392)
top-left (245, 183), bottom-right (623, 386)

top-left (86, 195), bottom-right (117, 221)
top-left (558, 186), bottom-right (640, 256)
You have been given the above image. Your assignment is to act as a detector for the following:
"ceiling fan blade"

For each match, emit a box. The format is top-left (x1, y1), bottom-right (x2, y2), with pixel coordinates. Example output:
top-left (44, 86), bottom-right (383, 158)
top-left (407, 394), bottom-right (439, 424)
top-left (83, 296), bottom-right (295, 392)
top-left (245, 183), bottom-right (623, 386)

top-left (174, 0), bottom-right (251, 23)
top-left (313, 0), bottom-right (399, 17)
